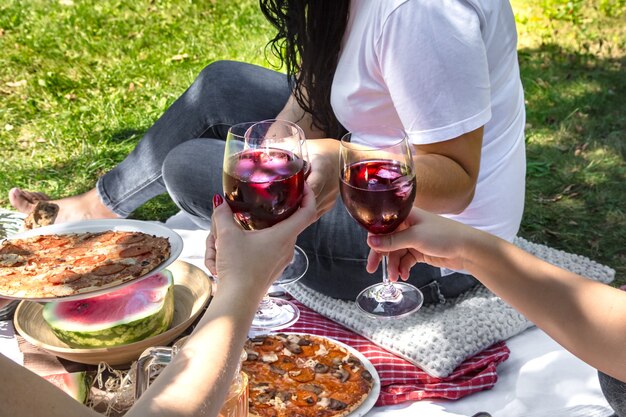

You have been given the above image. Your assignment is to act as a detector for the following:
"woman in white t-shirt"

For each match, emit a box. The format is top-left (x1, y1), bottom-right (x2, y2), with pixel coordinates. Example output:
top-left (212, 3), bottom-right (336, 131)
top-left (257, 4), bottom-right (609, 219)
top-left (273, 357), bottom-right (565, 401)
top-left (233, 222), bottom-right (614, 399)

top-left (9, 0), bottom-right (526, 304)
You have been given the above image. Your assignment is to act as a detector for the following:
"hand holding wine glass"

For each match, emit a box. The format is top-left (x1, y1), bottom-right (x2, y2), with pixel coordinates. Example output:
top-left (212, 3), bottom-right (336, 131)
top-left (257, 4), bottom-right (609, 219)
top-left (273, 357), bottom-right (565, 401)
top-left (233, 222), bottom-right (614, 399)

top-left (221, 119), bottom-right (310, 330)
top-left (339, 128), bottom-right (424, 318)
top-left (205, 184), bottom-right (316, 297)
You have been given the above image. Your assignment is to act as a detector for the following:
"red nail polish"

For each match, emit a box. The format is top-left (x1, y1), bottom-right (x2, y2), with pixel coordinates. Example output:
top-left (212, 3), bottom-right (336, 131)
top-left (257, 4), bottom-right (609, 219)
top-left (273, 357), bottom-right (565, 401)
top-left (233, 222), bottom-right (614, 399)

top-left (213, 194), bottom-right (223, 207)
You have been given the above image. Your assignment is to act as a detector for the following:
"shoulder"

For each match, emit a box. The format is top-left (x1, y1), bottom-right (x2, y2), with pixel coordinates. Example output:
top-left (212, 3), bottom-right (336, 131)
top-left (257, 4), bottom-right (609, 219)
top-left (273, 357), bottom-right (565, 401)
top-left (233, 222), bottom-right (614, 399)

top-left (370, 0), bottom-right (486, 50)
top-left (379, 0), bottom-right (485, 31)
top-left (387, 0), bottom-right (487, 15)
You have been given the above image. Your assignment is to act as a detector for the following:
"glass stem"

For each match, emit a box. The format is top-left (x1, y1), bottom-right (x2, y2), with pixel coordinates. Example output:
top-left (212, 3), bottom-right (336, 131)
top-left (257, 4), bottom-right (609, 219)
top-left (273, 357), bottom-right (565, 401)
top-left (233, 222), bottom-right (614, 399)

top-left (256, 294), bottom-right (279, 318)
top-left (258, 294), bottom-right (273, 310)
top-left (377, 255), bottom-right (402, 302)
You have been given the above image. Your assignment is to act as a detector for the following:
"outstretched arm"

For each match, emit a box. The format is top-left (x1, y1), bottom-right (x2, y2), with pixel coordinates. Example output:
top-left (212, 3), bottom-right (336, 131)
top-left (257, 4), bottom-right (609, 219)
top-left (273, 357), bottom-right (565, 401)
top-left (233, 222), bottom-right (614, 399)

top-left (135, 185), bottom-right (316, 417)
top-left (0, 187), bottom-right (316, 417)
top-left (367, 207), bottom-right (626, 383)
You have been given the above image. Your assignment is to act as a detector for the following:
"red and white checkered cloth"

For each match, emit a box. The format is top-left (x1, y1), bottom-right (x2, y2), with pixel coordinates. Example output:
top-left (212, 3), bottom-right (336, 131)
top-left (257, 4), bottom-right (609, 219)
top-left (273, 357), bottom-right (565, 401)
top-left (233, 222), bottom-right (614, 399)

top-left (284, 300), bottom-right (510, 406)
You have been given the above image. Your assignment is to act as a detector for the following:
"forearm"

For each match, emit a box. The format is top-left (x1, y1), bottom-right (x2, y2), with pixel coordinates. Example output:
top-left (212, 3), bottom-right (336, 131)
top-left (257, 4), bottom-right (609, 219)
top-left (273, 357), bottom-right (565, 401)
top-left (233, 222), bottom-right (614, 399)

top-left (462, 231), bottom-right (626, 381)
top-left (0, 355), bottom-right (100, 417)
top-left (128, 284), bottom-right (262, 417)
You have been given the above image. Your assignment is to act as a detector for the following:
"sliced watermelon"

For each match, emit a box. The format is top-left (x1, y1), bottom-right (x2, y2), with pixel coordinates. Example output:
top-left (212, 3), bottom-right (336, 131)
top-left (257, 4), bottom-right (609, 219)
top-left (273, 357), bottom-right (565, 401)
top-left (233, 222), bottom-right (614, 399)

top-left (43, 371), bottom-right (91, 404)
top-left (43, 270), bottom-right (175, 348)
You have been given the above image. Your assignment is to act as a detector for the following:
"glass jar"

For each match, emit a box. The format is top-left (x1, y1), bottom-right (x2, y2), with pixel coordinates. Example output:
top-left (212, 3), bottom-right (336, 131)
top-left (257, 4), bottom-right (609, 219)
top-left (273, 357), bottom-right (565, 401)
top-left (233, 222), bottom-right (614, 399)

top-left (136, 336), bottom-right (248, 417)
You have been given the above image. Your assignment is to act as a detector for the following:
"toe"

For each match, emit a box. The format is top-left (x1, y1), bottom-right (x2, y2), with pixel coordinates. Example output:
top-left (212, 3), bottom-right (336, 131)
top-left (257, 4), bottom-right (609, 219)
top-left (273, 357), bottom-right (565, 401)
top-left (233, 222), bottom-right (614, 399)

top-left (8, 188), bottom-right (40, 214)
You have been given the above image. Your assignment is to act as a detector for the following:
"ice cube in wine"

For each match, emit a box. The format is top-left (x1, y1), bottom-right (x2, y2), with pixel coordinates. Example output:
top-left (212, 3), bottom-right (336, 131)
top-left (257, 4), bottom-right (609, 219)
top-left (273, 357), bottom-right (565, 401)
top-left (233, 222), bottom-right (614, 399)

top-left (340, 159), bottom-right (416, 234)
top-left (223, 148), bottom-right (305, 230)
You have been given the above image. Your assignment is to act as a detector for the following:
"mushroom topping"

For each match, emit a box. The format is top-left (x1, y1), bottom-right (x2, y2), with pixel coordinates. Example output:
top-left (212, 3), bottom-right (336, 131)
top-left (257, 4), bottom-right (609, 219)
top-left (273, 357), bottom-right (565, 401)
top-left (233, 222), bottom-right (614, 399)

top-left (301, 384), bottom-right (323, 395)
top-left (329, 399), bottom-right (347, 410)
top-left (256, 393), bottom-right (274, 404)
top-left (285, 343), bottom-right (303, 354)
top-left (314, 363), bottom-right (329, 373)
top-left (347, 355), bottom-right (361, 365)
top-left (297, 337), bottom-right (312, 346)
top-left (332, 368), bottom-right (350, 382)
top-left (274, 333), bottom-right (288, 341)
top-left (269, 364), bottom-right (286, 375)
top-left (250, 335), bottom-right (265, 344)
top-left (245, 351), bottom-right (259, 361)
top-left (275, 391), bottom-right (292, 402)
top-left (361, 370), bottom-right (373, 382)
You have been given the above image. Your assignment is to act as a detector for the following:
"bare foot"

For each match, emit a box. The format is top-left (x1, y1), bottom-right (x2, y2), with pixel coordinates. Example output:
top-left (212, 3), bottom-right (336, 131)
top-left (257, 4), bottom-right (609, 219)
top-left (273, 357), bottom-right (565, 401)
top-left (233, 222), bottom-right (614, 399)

top-left (8, 188), bottom-right (50, 213)
top-left (8, 187), bottom-right (120, 224)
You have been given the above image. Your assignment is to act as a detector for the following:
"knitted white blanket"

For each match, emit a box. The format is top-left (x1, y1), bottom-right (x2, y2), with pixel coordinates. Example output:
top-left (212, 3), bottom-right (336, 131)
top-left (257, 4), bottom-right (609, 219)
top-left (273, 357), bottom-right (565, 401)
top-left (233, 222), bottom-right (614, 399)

top-left (285, 237), bottom-right (615, 378)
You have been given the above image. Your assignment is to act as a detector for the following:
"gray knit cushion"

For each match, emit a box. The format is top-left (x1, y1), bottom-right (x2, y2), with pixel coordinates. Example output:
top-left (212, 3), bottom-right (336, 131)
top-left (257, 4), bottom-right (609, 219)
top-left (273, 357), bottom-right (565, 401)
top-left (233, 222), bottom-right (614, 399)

top-left (286, 236), bottom-right (615, 378)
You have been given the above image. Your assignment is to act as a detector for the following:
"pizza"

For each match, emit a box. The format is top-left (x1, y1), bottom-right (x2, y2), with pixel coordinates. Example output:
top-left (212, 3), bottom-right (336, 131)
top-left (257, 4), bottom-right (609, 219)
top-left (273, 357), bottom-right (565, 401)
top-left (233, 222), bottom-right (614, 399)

top-left (243, 333), bottom-right (375, 417)
top-left (0, 230), bottom-right (171, 299)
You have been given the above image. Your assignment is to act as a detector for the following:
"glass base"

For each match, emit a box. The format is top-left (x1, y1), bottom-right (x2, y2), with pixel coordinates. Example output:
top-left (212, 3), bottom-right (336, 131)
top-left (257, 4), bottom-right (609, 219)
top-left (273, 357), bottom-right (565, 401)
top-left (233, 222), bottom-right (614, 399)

top-left (250, 298), bottom-right (300, 331)
top-left (356, 282), bottom-right (424, 318)
top-left (274, 245), bottom-right (309, 285)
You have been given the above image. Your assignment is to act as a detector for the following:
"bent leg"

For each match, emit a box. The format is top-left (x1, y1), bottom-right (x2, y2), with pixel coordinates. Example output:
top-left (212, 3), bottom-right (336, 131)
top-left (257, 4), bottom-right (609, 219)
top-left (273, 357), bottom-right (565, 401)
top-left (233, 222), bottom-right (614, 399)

top-left (97, 60), bottom-right (290, 217)
top-left (599, 371), bottom-right (626, 417)
top-left (161, 139), bottom-right (226, 229)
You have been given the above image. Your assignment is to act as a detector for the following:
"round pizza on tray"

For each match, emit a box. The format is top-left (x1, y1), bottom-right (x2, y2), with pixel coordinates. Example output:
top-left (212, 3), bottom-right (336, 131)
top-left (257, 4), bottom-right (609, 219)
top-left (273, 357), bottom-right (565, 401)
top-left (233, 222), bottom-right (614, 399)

top-left (0, 230), bottom-right (171, 299)
top-left (243, 333), bottom-right (377, 417)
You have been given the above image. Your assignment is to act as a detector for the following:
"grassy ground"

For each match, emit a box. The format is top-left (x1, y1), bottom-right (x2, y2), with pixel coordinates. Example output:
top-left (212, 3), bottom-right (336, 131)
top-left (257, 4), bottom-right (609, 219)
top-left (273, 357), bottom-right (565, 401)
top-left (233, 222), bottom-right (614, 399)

top-left (1, 0), bottom-right (624, 285)
top-left (512, 0), bottom-right (625, 285)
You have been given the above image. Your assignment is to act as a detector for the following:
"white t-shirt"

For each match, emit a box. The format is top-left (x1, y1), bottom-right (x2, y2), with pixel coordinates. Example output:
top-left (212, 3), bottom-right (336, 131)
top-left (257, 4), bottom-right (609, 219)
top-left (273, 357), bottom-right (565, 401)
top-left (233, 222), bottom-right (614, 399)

top-left (331, 0), bottom-right (526, 242)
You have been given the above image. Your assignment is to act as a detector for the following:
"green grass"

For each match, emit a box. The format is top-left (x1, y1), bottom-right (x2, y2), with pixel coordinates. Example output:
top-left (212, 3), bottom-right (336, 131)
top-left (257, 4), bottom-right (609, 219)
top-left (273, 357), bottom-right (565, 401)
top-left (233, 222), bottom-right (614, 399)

top-left (1, 0), bottom-right (624, 285)
top-left (513, 0), bottom-right (626, 285)
top-left (0, 0), bottom-right (274, 220)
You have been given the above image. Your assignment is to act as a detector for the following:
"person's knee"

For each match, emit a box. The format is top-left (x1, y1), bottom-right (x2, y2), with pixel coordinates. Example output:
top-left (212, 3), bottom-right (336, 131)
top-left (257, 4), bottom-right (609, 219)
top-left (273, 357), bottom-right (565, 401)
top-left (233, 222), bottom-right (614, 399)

top-left (162, 140), bottom-right (213, 219)
top-left (162, 142), bottom-right (193, 186)
top-left (198, 60), bottom-right (238, 82)
top-left (195, 60), bottom-right (247, 99)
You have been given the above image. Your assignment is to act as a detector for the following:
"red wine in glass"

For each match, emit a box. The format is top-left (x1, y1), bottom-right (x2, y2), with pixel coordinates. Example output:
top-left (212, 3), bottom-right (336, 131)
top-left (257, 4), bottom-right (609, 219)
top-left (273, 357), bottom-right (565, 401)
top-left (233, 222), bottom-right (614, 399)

top-left (222, 120), bottom-right (309, 331)
top-left (223, 148), bottom-right (305, 230)
top-left (339, 129), bottom-right (424, 318)
top-left (340, 159), bottom-right (416, 235)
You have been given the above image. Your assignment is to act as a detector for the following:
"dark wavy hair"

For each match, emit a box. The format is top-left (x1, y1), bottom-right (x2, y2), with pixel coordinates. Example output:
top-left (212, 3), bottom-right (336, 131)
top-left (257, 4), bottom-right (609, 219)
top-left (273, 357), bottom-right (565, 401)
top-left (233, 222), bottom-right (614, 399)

top-left (260, 0), bottom-right (350, 138)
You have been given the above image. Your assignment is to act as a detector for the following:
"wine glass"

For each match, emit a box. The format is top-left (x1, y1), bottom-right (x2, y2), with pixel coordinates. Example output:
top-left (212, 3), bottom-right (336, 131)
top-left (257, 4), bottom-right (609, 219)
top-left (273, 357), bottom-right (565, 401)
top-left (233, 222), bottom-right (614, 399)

top-left (339, 128), bottom-right (424, 318)
top-left (257, 119), bottom-right (310, 287)
top-left (222, 120), bottom-right (309, 330)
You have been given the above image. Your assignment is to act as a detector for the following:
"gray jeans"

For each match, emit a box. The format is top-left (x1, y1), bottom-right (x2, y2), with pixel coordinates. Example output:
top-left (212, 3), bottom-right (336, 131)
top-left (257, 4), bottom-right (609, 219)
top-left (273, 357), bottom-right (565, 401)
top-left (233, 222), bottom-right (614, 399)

top-left (599, 371), bottom-right (626, 417)
top-left (96, 60), bottom-right (479, 303)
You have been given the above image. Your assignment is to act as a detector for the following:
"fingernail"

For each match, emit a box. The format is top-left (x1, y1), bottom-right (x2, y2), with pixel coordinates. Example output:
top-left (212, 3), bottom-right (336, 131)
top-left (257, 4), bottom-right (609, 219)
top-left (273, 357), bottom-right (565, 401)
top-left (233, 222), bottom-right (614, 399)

top-left (370, 236), bottom-right (380, 246)
top-left (213, 194), bottom-right (223, 208)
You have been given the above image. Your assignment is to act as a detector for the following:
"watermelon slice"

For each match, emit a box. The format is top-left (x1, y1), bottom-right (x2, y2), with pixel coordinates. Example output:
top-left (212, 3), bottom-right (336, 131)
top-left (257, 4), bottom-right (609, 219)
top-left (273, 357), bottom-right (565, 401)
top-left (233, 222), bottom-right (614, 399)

top-left (43, 270), bottom-right (175, 348)
top-left (43, 371), bottom-right (91, 404)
